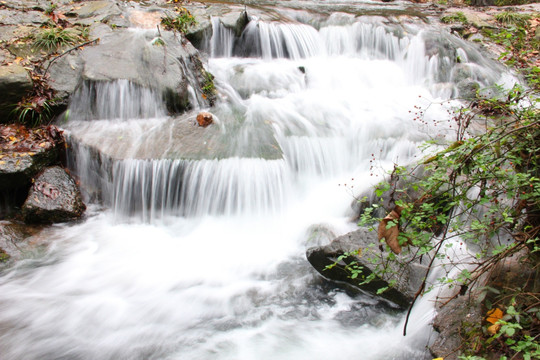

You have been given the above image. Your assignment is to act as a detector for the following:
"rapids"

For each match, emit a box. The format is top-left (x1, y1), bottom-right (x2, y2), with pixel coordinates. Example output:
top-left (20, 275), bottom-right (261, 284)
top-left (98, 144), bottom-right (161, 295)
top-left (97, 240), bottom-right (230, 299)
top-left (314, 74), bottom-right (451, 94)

top-left (0, 5), bottom-right (515, 360)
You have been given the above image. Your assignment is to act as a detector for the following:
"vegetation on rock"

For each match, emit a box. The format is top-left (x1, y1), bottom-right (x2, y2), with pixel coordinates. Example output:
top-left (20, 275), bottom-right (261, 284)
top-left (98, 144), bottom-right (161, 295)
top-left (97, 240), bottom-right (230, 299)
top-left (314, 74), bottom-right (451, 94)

top-left (160, 7), bottom-right (197, 34)
top-left (348, 10), bottom-right (540, 358)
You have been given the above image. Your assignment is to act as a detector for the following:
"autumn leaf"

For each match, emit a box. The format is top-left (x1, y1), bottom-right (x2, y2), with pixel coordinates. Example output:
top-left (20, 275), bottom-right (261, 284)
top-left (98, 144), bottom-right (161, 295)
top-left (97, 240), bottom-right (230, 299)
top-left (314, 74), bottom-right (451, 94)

top-left (378, 207), bottom-right (402, 254)
top-left (487, 323), bottom-right (501, 335)
top-left (486, 308), bottom-right (504, 324)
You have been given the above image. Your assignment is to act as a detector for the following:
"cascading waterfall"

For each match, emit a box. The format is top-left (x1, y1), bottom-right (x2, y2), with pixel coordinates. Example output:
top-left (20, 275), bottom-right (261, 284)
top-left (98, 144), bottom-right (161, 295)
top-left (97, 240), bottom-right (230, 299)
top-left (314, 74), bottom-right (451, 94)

top-left (68, 79), bottom-right (167, 121)
top-left (111, 157), bottom-right (290, 220)
top-left (0, 13), bottom-right (517, 360)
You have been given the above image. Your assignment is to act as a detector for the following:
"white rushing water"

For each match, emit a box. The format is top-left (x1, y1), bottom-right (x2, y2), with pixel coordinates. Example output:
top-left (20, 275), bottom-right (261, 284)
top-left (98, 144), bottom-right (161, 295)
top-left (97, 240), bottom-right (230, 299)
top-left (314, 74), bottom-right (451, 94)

top-left (0, 13), bottom-right (514, 360)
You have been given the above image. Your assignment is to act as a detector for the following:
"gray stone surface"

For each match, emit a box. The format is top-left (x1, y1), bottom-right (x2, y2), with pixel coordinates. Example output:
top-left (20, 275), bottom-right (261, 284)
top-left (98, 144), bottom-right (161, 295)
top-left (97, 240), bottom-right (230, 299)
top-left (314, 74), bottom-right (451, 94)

top-left (0, 220), bottom-right (44, 263)
top-left (0, 148), bottom-right (58, 190)
top-left (0, 8), bottom-right (47, 25)
top-left (0, 63), bottom-right (32, 120)
top-left (48, 25), bottom-right (210, 112)
top-left (306, 227), bottom-right (429, 308)
top-left (22, 166), bottom-right (85, 223)
top-left (430, 294), bottom-right (482, 359)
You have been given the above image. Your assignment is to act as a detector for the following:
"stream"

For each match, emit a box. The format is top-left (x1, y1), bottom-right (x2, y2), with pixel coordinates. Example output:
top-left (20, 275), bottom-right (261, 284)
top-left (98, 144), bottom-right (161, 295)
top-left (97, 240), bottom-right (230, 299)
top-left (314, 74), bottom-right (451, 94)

top-left (0, 1), bottom-right (516, 359)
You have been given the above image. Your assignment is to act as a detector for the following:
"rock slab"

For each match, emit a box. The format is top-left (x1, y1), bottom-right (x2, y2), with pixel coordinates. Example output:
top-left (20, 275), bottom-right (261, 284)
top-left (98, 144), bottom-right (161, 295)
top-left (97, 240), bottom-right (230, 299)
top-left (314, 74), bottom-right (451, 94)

top-left (22, 166), bottom-right (85, 223)
top-left (306, 227), bottom-right (428, 308)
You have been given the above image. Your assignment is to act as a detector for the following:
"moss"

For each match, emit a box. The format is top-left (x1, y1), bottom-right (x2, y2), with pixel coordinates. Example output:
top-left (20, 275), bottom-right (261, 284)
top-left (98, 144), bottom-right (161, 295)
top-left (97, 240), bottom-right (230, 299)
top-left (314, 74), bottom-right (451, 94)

top-left (0, 248), bottom-right (9, 263)
top-left (201, 70), bottom-right (217, 106)
top-left (441, 12), bottom-right (469, 25)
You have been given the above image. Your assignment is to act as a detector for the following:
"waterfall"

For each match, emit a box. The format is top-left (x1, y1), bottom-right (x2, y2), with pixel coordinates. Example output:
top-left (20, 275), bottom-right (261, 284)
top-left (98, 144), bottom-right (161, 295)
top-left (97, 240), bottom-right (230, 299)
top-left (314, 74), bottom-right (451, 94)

top-left (211, 17), bottom-right (236, 58)
top-left (67, 80), bottom-right (166, 121)
top-left (0, 11), bottom-right (517, 360)
top-left (111, 157), bottom-right (290, 220)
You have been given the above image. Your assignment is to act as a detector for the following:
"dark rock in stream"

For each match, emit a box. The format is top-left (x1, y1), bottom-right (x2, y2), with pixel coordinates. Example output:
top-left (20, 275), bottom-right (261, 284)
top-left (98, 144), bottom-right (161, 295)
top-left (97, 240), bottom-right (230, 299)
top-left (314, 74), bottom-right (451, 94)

top-left (306, 227), bottom-right (428, 308)
top-left (22, 166), bottom-right (85, 224)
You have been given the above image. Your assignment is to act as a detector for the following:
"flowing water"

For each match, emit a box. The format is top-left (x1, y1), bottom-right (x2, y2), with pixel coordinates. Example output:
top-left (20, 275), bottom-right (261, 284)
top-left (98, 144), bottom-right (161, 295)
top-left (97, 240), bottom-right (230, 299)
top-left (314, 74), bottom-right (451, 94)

top-left (0, 5), bottom-right (515, 360)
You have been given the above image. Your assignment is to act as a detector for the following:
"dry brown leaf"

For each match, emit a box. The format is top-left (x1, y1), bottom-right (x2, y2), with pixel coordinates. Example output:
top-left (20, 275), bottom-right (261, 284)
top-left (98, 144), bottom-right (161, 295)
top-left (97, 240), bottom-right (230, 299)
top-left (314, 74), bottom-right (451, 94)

top-left (487, 323), bottom-right (501, 335)
top-left (378, 208), bottom-right (402, 254)
top-left (486, 308), bottom-right (503, 324)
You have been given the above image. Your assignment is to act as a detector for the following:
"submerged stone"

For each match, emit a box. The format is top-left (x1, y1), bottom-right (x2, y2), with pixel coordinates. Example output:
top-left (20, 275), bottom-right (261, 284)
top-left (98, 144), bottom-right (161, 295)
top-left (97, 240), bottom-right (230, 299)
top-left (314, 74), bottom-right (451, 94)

top-left (0, 220), bottom-right (44, 263)
top-left (22, 166), bottom-right (86, 224)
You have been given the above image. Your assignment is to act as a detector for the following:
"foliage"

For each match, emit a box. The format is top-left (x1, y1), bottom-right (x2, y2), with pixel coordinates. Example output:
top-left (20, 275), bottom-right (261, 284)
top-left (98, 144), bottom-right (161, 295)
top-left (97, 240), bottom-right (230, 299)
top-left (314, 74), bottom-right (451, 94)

top-left (0, 248), bottom-right (9, 263)
top-left (482, 13), bottom-right (539, 89)
top-left (355, 85), bottom-right (540, 357)
top-left (12, 99), bottom-right (54, 127)
top-left (44, 2), bottom-right (58, 16)
top-left (494, 0), bottom-right (529, 6)
top-left (151, 37), bottom-right (166, 46)
top-left (494, 11), bottom-right (530, 26)
top-left (201, 70), bottom-right (216, 98)
top-left (32, 25), bottom-right (78, 53)
top-left (9, 69), bottom-right (57, 127)
top-left (458, 292), bottom-right (540, 359)
top-left (160, 7), bottom-right (197, 34)
top-left (441, 12), bottom-right (469, 25)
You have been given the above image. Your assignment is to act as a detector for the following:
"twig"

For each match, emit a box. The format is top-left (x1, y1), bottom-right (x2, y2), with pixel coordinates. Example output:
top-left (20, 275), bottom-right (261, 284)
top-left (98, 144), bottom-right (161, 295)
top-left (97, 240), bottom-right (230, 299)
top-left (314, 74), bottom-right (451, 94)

top-left (44, 38), bottom-right (99, 75)
top-left (403, 237), bottom-right (445, 336)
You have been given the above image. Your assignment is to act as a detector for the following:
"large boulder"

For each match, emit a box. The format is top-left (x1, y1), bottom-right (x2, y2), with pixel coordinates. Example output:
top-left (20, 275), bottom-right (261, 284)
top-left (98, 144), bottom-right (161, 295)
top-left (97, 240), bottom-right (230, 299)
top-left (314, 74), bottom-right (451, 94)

top-left (186, 5), bottom-right (249, 50)
top-left (306, 227), bottom-right (428, 308)
top-left (0, 63), bottom-right (33, 120)
top-left (48, 24), bottom-right (211, 113)
top-left (22, 166), bottom-right (85, 223)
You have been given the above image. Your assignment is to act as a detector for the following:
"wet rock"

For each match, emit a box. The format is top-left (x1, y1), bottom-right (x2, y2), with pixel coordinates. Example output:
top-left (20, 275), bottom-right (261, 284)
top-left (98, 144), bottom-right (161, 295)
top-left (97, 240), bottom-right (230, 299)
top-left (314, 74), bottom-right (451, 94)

top-left (306, 227), bottom-right (428, 308)
top-left (220, 10), bottom-right (249, 37)
top-left (304, 224), bottom-right (337, 248)
top-left (49, 25), bottom-right (208, 113)
top-left (0, 220), bottom-right (44, 263)
top-left (64, 0), bottom-right (125, 26)
top-left (0, 150), bottom-right (58, 190)
top-left (0, 125), bottom-right (64, 190)
top-left (457, 79), bottom-right (480, 100)
top-left (196, 111), bottom-right (213, 127)
top-left (430, 294), bottom-right (482, 360)
top-left (0, 63), bottom-right (33, 119)
top-left (0, 8), bottom-right (48, 26)
top-left (22, 166), bottom-right (85, 224)
top-left (186, 6), bottom-right (249, 50)
top-left (350, 165), bottom-right (429, 221)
